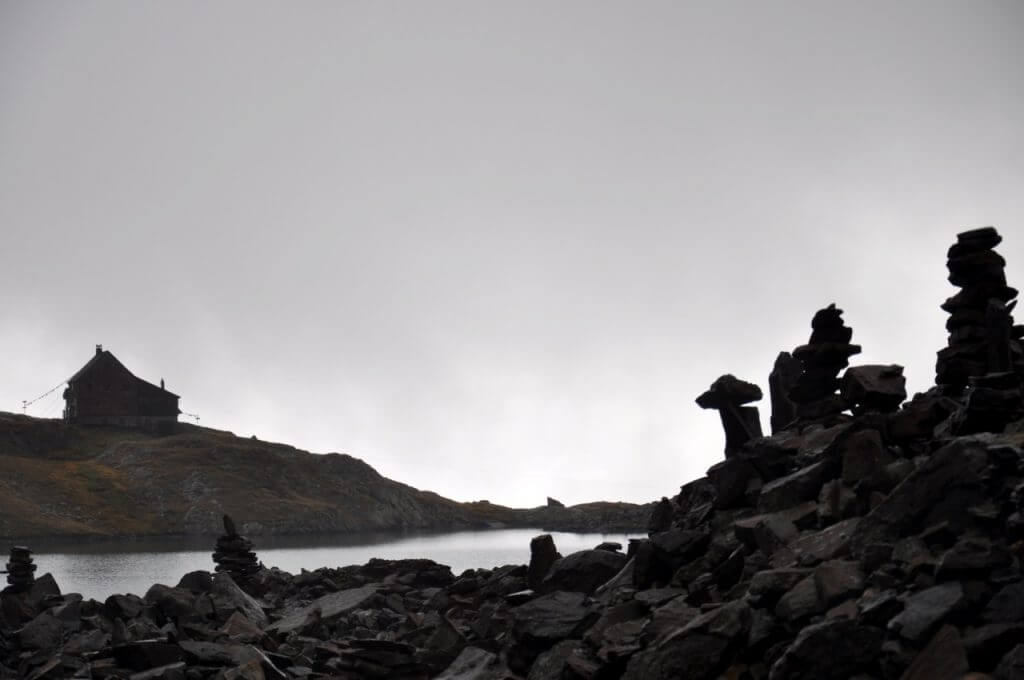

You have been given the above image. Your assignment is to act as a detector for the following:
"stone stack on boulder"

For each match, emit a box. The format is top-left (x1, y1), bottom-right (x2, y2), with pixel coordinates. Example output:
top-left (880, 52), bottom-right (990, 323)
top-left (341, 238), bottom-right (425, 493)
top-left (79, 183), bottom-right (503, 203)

top-left (789, 304), bottom-right (861, 420)
top-left (936, 226), bottom-right (1024, 391)
top-left (696, 374), bottom-right (764, 456)
top-left (212, 515), bottom-right (260, 586)
top-left (4, 546), bottom-right (36, 592)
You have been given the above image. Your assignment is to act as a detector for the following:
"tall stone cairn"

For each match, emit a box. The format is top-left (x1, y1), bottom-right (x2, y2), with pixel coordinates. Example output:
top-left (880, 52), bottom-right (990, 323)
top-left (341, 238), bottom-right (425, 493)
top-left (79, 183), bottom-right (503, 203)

top-left (212, 515), bottom-right (260, 584)
top-left (936, 226), bottom-right (1024, 392)
top-left (5, 546), bottom-right (37, 592)
top-left (789, 304), bottom-right (861, 420)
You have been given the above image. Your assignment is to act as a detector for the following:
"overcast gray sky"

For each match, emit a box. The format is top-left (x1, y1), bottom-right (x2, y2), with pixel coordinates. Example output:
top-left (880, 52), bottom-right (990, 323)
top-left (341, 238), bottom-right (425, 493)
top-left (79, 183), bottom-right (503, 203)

top-left (2, 1), bottom-right (1022, 507)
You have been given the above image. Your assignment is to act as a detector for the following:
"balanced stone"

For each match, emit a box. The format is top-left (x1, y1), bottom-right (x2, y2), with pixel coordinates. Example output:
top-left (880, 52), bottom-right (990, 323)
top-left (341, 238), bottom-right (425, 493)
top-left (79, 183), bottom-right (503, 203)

top-left (696, 374), bottom-right (763, 456)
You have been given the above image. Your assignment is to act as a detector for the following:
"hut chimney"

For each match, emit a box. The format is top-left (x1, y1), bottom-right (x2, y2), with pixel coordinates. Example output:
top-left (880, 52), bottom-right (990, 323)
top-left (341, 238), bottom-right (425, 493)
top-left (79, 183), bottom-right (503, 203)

top-left (95, 344), bottom-right (103, 355)
top-left (160, 379), bottom-right (165, 390)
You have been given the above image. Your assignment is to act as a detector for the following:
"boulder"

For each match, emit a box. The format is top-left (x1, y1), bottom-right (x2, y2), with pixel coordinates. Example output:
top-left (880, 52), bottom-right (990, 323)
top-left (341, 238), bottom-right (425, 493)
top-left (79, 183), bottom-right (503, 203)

top-left (540, 550), bottom-right (627, 595)
top-left (267, 584), bottom-right (376, 634)
top-left (212, 573), bottom-right (268, 628)
top-left (768, 618), bottom-right (883, 680)
top-left (622, 632), bottom-right (729, 680)
top-left (994, 644), bottom-right (1024, 680)
top-left (888, 582), bottom-right (965, 642)
top-left (841, 365), bottom-right (907, 414)
top-left (813, 560), bottom-right (864, 608)
top-left (435, 646), bottom-right (512, 680)
top-left (758, 461), bottom-right (830, 513)
top-left (512, 590), bottom-right (593, 644)
top-left (528, 535), bottom-right (560, 589)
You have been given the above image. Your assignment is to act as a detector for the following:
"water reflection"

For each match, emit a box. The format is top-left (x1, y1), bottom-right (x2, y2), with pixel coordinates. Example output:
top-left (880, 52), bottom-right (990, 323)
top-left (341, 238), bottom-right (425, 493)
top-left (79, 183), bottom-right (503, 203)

top-left (26, 529), bottom-right (643, 601)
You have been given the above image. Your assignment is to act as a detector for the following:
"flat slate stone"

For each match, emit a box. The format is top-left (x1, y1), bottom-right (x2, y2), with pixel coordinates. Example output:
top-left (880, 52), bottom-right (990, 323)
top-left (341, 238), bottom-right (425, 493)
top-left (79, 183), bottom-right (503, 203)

top-left (888, 582), bottom-right (965, 642)
top-left (268, 585), bottom-right (378, 634)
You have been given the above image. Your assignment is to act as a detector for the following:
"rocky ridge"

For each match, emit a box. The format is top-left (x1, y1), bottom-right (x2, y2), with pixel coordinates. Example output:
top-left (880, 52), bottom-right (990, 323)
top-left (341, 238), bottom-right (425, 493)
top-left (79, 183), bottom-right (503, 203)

top-left (2, 227), bottom-right (1024, 679)
top-left (0, 416), bottom-right (649, 539)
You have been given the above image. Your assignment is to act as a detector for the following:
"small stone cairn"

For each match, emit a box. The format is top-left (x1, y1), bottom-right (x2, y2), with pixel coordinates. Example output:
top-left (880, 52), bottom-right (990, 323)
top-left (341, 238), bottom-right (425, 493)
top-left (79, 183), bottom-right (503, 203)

top-left (936, 226), bottom-right (1024, 391)
top-left (212, 515), bottom-right (260, 584)
top-left (4, 545), bottom-right (37, 592)
top-left (789, 303), bottom-right (861, 420)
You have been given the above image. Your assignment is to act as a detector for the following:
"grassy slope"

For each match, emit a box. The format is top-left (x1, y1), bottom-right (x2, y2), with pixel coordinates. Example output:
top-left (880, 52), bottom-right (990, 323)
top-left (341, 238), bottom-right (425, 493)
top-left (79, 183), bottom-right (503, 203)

top-left (0, 413), bottom-right (651, 538)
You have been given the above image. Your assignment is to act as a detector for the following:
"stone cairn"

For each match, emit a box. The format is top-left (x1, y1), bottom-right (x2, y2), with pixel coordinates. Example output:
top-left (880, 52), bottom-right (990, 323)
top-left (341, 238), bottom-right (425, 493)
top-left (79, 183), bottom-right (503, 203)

top-left (4, 545), bottom-right (37, 592)
top-left (788, 303), bottom-right (861, 420)
top-left (696, 374), bottom-right (763, 457)
top-left (936, 226), bottom-right (1024, 391)
top-left (935, 227), bottom-right (1024, 432)
top-left (212, 515), bottom-right (260, 584)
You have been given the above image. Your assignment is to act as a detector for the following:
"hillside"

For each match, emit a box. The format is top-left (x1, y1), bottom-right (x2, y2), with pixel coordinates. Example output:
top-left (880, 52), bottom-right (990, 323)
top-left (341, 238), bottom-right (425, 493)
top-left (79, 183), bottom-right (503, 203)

top-left (0, 412), bottom-right (651, 539)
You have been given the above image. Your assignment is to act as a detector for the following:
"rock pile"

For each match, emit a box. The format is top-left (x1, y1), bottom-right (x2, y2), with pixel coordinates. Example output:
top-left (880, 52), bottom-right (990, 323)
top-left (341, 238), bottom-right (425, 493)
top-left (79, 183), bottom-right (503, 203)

top-left (3, 546), bottom-right (36, 593)
top-left (937, 226), bottom-right (1024, 390)
top-left (789, 304), bottom-right (861, 420)
top-left (697, 374), bottom-right (764, 456)
top-left (2, 228), bottom-right (1023, 680)
top-left (212, 515), bottom-right (260, 586)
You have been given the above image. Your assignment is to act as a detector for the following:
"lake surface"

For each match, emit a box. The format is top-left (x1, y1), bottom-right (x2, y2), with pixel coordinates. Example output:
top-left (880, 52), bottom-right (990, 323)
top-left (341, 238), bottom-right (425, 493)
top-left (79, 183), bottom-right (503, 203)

top-left (24, 529), bottom-right (643, 601)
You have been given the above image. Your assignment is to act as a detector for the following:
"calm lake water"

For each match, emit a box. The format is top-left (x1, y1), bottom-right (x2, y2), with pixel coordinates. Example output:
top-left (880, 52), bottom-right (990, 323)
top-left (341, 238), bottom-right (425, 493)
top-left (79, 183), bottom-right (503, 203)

top-left (23, 529), bottom-right (643, 601)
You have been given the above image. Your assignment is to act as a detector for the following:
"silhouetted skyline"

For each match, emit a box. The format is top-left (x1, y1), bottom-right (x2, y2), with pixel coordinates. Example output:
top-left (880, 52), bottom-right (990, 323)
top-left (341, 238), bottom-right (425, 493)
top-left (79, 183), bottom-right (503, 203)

top-left (2, 1), bottom-right (1022, 506)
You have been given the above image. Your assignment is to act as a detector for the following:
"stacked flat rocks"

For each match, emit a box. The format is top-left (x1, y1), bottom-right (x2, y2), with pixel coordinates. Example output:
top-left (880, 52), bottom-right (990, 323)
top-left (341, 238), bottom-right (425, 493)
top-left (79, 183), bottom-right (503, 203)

top-left (4, 546), bottom-right (36, 592)
top-left (212, 515), bottom-right (260, 585)
top-left (789, 303), bottom-right (862, 420)
top-left (936, 226), bottom-right (1024, 391)
top-left (696, 374), bottom-right (763, 456)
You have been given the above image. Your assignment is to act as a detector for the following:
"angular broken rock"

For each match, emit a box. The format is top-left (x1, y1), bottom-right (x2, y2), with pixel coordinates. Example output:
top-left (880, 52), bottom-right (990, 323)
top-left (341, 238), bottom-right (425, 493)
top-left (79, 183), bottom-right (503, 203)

top-left (622, 632), bottom-right (729, 680)
top-left (849, 440), bottom-right (988, 555)
top-left (540, 550), bottom-right (627, 595)
top-left (841, 364), bottom-right (907, 414)
top-left (213, 573), bottom-right (268, 628)
top-left (901, 624), bottom-right (969, 680)
top-left (769, 618), bottom-right (883, 680)
top-left (887, 582), bottom-right (965, 642)
top-left (435, 646), bottom-right (512, 680)
top-left (512, 590), bottom-right (593, 644)
top-left (267, 584), bottom-right (377, 634)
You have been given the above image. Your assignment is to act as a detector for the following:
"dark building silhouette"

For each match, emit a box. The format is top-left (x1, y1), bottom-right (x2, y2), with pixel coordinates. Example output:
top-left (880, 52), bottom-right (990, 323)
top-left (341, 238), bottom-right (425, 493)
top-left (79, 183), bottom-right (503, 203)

top-left (63, 345), bottom-right (179, 432)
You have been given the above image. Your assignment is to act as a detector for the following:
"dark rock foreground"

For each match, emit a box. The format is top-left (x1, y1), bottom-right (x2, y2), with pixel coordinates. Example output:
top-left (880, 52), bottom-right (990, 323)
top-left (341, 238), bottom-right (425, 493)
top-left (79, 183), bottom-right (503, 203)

top-left (2, 227), bottom-right (1024, 679)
